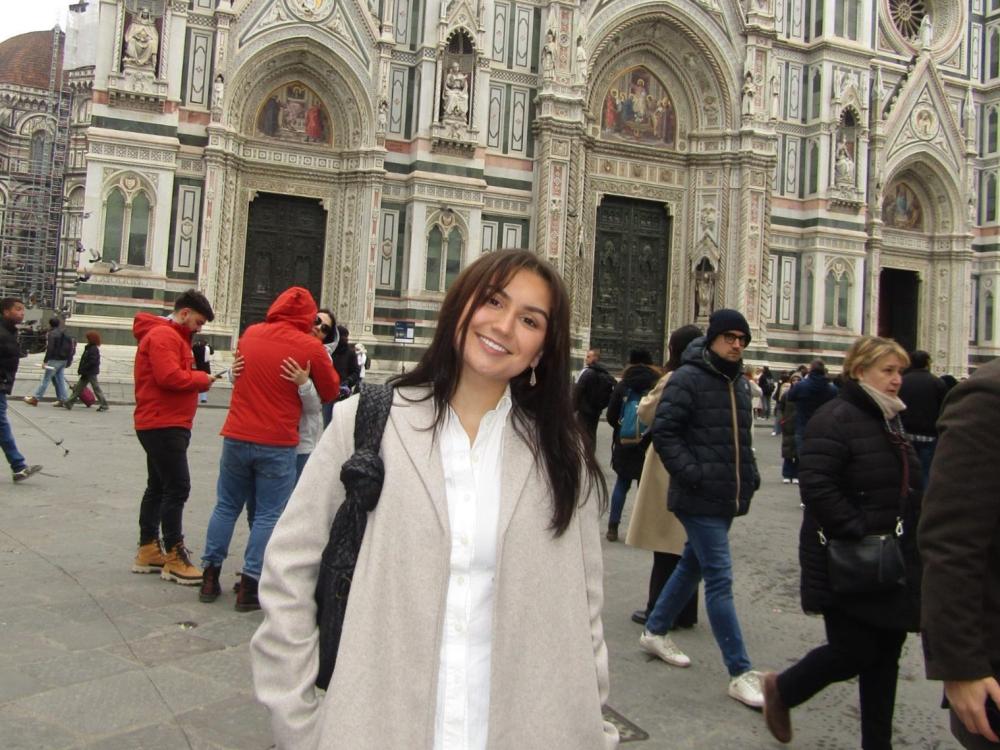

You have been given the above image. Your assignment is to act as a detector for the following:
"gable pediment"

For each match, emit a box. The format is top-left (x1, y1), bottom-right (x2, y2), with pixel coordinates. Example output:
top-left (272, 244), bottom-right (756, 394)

top-left (883, 57), bottom-right (964, 173)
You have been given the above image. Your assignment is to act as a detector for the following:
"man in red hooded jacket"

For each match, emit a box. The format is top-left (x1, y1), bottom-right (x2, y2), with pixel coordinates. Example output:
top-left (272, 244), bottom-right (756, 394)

top-left (132, 290), bottom-right (220, 584)
top-left (199, 286), bottom-right (339, 611)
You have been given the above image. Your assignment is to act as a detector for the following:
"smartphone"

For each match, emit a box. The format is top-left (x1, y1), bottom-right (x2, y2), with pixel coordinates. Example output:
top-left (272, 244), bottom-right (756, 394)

top-left (214, 368), bottom-right (231, 380)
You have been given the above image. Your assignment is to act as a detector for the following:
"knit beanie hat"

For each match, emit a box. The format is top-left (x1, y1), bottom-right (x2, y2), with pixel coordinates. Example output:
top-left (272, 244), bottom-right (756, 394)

top-left (706, 308), bottom-right (752, 346)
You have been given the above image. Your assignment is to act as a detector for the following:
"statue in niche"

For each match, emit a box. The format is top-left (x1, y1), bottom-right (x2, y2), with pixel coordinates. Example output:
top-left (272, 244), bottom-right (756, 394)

top-left (694, 259), bottom-right (716, 320)
top-left (442, 61), bottom-right (469, 120)
top-left (213, 74), bottom-right (225, 109)
top-left (542, 29), bottom-right (557, 79)
top-left (741, 71), bottom-right (756, 118)
top-left (377, 98), bottom-right (389, 132)
top-left (123, 8), bottom-right (159, 69)
top-left (834, 135), bottom-right (855, 186)
top-left (575, 36), bottom-right (588, 85)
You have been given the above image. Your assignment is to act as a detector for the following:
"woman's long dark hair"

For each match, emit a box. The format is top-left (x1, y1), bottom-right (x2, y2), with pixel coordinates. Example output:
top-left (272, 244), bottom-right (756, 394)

top-left (664, 324), bottom-right (702, 373)
top-left (392, 249), bottom-right (605, 535)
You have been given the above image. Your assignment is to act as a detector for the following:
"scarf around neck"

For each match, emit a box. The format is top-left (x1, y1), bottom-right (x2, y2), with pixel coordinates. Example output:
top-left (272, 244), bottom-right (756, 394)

top-left (858, 381), bottom-right (907, 421)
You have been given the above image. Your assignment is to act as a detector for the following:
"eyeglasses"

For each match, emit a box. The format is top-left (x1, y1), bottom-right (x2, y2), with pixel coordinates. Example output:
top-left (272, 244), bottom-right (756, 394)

top-left (314, 317), bottom-right (331, 334)
top-left (722, 333), bottom-right (748, 346)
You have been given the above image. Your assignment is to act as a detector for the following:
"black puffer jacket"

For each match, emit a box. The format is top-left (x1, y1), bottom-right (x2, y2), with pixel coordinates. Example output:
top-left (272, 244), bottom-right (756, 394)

top-left (606, 363), bottom-right (660, 480)
top-left (651, 337), bottom-right (760, 518)
top-left (0, 319), bottom-right (20, 395)
top-left (797, 379), bottom-right (923, 631)
top-left (77, 343), bottom-right (100, 378)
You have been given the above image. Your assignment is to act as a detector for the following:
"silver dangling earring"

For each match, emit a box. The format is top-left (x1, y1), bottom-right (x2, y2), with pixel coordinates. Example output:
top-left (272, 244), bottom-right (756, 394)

top-left (529, 367), bottom-right (537, 387)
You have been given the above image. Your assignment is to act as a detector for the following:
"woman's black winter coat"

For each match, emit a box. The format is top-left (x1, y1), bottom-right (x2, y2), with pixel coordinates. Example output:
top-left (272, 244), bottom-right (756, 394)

top-left (77, 343), bottom-right (100, 378)
top-left (797, 379), bottom-right (923, 632)
top-left (606, 363), bottom-right (660, 480)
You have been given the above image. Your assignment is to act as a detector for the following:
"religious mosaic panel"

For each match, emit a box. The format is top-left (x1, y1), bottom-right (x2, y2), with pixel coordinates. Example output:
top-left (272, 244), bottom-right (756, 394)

top-left (600, 67), bottom-right (676, 148)
top-left (883, 183), bottom-right (924, 230)
top-left (255, 82), bottom-right (332, 145)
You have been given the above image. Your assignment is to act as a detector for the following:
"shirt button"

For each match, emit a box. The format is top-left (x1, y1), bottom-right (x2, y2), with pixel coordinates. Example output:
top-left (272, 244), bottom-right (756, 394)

top-left (461, 534), bottom-right (470, 546)
top-left (457, 575), bottom-right (466, 585)
top-left (455, 621), bottom-right (466, 633)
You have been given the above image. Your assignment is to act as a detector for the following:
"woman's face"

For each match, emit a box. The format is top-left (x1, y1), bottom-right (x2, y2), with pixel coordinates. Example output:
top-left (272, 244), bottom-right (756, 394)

top-left (313, 312), bottom-right (334, 341)
top-left (459, 269), bottom-right (551, 388)
top-left (857, 354), bottom-right (905, 397)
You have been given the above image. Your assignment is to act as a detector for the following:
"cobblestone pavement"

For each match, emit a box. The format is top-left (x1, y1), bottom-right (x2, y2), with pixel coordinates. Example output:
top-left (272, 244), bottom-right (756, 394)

top-left (1, 380), bottom-right (960, 749)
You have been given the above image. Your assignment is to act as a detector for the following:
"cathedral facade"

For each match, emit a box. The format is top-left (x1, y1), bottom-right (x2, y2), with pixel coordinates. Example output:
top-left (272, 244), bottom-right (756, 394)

top-left (49, 0), bottom-right (995, 372)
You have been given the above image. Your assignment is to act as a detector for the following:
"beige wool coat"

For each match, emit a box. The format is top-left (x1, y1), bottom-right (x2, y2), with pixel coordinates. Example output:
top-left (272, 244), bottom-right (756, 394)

top-left (624, 372), bottom-right (687, 554)
top-left (251, 388), bottom-right (618, 750)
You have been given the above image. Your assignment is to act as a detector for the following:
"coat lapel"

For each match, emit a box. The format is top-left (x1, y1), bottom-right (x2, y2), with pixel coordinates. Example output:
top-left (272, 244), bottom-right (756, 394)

top-left (497, 421), bottom-right (535, 543)
top-left (388, 389), bottom-right (450, 534)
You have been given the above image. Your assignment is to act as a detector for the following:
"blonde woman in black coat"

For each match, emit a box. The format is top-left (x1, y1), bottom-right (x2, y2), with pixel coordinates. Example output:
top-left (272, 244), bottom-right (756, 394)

top-left (762, 336), bottom-right (922, 749)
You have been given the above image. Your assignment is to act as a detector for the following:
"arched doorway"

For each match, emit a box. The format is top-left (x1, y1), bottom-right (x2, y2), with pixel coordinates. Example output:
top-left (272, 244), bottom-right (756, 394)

top-left (877, 267), bottom-right (920, 353)
top-left (590, 196), bottom-right (671, 368)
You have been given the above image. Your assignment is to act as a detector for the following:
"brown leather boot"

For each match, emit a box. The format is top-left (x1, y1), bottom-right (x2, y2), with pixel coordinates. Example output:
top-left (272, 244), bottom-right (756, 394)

top-left (160, 542), bottom-right (203, 585)
top-left (199, 564), bottom-right (222, 603)
top-left (132, 540), bottom-right (166, 573)
top-left (235, 574), bottom-right (260, 612)
top-left (762, 671), bottom-right (792, 743)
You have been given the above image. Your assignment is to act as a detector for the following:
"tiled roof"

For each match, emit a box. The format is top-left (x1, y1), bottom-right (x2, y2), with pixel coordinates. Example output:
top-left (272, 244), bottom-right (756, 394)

top-left (0, 30), bottom-right (64, 90)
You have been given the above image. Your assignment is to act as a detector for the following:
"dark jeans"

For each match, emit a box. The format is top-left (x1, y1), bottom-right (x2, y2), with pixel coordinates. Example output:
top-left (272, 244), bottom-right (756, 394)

top-left (762, 394), bottom-right (772, 419)
top-left (912, 439), bottom-right (936, 490)
top-left (137, 428), bottom-right (192, 551)
top-left (647, 551), bottom-right (698, 628)
top-left (776, 610), bottom-right (907, 750)
top-left (782, 457), bottom-right (799, 480)
top-left (0, 393), bottom-right (27, 472)
top-left (609, 475), bottom-right (633, 525)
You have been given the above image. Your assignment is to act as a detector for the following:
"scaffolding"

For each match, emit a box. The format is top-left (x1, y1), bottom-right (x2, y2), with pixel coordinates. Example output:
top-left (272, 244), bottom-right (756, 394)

top-left (0, 28), bottom-right (72, 311)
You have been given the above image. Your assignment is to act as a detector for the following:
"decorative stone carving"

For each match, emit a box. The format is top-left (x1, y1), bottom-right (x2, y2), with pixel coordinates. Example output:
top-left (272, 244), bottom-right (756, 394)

top-left (834, 135), bottom-right (855, 186)
top-left (769, 68), bottom-right (780, 120)
top-left (575, 36), bottom-right (588, 86)
top-left (741, 70), bottom-right (756, 120)
top-left (542, 29), bottom-right (557, 80)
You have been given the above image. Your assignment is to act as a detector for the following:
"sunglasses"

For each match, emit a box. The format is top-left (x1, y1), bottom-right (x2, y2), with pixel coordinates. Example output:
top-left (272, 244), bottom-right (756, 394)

top-left (314, 318), bottom-right (331, 334)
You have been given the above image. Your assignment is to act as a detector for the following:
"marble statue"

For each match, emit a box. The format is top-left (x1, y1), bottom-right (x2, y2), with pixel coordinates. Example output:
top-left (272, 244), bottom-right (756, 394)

top-left (575, 36), bottom-right (588, 85)
top-left (124, 8), bottom-right (159, 69)
top-left (919, 14), bottom-right (933, 48)
top-left (542, 29), bottom-right (557, 79)
top-left (442, 62), bottom-right (469, 119)
top-left (741, 71), bottom-right (756, 118)
top-left (835, 136), bottom-right (855, 185)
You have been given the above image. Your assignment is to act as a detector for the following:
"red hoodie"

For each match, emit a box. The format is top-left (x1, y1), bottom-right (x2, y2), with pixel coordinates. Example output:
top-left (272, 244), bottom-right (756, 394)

top-left (133, 313), bottom-right (213, 431)
top-left (221, 287), bottom-right (340, 446)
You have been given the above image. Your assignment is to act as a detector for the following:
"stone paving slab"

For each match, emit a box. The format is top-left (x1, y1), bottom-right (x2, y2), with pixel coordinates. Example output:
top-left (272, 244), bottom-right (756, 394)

top-left (0, 401), bottom-right (963, 749)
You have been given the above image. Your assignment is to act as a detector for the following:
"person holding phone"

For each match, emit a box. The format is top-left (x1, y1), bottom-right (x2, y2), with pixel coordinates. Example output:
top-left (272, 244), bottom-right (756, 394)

top-left (920, 358), bottom-right (1000, 749)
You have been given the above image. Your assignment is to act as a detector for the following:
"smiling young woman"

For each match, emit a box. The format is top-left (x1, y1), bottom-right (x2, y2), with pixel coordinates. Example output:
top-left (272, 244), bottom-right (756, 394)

top-left (251, 249), bottom-right (617, 750)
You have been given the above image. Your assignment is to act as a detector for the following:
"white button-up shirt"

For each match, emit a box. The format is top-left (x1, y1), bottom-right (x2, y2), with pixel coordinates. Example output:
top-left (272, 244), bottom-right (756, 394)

top-left (433, 390), bottom-right (512, 750)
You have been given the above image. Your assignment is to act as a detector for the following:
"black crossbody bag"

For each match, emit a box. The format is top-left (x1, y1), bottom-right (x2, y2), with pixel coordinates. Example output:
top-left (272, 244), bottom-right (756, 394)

top-left (314, 383), bottom-right (393, 690)
top-left (819, 427), bottom-right (911, 595)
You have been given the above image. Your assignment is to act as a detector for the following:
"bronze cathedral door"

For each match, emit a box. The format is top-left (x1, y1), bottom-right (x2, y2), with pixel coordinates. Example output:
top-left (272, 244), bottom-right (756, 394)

top-left (589, 196), bottom-right (670, 369)
top-left (240, 193), bottom-right (327, 333)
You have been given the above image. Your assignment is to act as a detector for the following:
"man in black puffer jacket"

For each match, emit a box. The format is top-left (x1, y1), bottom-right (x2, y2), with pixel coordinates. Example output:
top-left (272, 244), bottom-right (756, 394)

top-left (639, 309), bottom-right (764, 710)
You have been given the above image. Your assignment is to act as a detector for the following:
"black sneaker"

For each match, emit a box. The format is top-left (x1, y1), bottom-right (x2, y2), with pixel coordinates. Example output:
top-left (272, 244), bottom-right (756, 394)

top-left (631, 609), bottom-right (648, 625)
top-left (12, 465), bottom-right (42, 482)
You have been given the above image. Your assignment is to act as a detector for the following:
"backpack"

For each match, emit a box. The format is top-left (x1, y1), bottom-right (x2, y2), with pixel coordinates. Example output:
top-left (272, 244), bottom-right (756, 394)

top-left (589, 367), bottom-right (616, 413)
top-left (618, 387), bottom-right (648, 445)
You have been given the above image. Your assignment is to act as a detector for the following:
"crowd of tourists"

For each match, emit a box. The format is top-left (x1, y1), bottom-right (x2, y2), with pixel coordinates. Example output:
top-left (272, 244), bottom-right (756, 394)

top-left (1, 248), bottom-right (997, 749)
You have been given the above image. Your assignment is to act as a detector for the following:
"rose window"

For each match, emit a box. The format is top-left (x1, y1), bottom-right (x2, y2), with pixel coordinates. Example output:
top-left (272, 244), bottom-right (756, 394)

top-left (889, 0), bottom-right (927, 40)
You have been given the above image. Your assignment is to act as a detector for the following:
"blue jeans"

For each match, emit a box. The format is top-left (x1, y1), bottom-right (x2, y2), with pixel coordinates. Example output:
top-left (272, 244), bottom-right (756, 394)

top-left (912, 439), bottom-right (936, 490)
top-left (295, 452), bottom-right (309, 481)
top-left (201, 438), bottom-right (297, 580)
top-left (34, 360), bottom-right (69, 401)
top-left (782, 457), bottom-right (799, 480)
top-left (609, 474), bottom-right (633, 525)
top-left (0, 394), bottom-right (27, 472)
top-left (646, 512), bottom-right (752, 677)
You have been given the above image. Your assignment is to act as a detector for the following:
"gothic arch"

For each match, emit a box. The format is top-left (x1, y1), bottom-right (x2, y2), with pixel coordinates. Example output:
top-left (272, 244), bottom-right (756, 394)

top-left (882, 153), bottom-right (962, 235)
top-left (228, 39), bottom-right (375, 150)
top-left (585, 5), bottom-right (739, 131)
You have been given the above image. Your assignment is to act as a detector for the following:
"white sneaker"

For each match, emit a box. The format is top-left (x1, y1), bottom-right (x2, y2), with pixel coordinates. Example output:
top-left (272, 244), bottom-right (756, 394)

top-left (728, 670), bottom-right (764, 708)
top-left (639, 630), bottom-right (691, 667)
top-left (792, 478), bottom-right (800, 485)
top-left (781, 478), bottom-right (791, 484)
